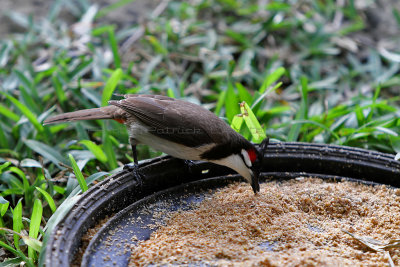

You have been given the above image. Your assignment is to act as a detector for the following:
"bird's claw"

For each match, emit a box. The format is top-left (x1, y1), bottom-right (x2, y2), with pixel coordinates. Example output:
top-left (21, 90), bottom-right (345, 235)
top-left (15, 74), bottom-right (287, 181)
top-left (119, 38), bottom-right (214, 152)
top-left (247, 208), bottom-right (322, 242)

top-left (123, 163), bottom-right (144, 186)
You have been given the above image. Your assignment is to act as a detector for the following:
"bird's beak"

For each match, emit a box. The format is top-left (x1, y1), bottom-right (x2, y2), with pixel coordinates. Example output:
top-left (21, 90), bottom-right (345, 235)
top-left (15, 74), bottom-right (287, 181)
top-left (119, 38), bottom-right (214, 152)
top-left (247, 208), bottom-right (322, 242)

top-left (250, 137), bottom-right (269, 194)
top-left (250, 170), bottom-right (260, 194)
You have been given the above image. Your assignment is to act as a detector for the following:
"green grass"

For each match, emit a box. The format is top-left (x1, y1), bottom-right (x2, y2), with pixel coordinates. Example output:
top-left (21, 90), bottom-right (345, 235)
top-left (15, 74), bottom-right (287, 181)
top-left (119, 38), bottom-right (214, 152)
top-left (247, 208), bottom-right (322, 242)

top-left (0, 0), bottom-right (400, 265)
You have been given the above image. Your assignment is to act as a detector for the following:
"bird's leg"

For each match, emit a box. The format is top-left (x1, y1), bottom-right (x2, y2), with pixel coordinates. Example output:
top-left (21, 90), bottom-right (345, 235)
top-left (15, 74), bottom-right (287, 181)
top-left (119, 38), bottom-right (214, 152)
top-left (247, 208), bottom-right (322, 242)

top-left (132, 143), bottom-right (138, 166)
top-left (123, 137), bottom-right (139, 169)
top-left (123, 137), bottom-right (143, 185)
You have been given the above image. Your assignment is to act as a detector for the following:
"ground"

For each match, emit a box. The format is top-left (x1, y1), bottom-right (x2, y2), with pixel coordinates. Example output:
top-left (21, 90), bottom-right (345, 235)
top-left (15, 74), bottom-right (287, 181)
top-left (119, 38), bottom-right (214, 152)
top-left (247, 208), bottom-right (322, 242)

top-left (1, 0), bottom-right (399, 41)
top-left (0, 0), bottom-right (160, 37)
top-left (1, 0), bottom-right (400, 68)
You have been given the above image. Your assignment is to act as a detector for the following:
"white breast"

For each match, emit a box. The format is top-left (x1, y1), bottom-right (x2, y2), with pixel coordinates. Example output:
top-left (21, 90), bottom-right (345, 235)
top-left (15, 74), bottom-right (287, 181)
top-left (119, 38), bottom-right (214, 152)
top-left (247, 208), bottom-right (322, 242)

top-left (129, 122), bottom-right (214, 160)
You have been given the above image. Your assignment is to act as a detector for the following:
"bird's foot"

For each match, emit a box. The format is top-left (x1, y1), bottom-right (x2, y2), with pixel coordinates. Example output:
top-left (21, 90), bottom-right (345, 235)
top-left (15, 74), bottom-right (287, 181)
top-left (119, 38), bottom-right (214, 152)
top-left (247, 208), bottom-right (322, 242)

top-left (123, 163), bottom-right (144, 186)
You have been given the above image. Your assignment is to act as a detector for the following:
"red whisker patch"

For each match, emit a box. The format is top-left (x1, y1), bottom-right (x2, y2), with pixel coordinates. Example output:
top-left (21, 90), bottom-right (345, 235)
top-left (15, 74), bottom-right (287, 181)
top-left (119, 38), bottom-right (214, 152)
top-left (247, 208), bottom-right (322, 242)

top-left (247, 149), bottom-right (257, 163)
top-left (113, 118), bottom-right (126, 124)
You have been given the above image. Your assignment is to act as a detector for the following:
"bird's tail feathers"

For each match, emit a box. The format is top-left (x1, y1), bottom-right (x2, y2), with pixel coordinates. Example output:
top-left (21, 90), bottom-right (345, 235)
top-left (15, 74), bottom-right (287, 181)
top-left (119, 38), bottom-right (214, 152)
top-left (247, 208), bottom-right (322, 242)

top-left (43, 106), bottom-right (121, 125)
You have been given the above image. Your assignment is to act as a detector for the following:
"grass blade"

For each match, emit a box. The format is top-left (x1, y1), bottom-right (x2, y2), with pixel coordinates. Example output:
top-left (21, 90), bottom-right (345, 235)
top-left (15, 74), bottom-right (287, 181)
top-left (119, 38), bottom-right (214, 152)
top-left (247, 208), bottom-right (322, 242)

top-left (13, 69), bottom-right (39, 100)
top-left (102, 131), bottom-right (118, 170)
top-left (68, 154), bottom-right (88, 192)
top-left (0, 257), bottom-right (26, 266)
top-left (167, 88), bottom-right (176, 98)
top-left (0, 124), bottom-right (8, 149)
top-left (12, 199), bottom-right (23, 250)
top-left (251, 82), bottom-right (282, 110)
top-left (0, 197), bottom-right (9, 216)
top-left (290, 119), bottom-right (341, 142)
top-left (354, 105), bottom-right (365, 127)
top-left (52, 74), bottom-right (67, 105)
top-left (79, 140), bottom-right (108, 163)
top-left (22, 236), bottom-right (42, 253)
top-left (231, 114), bottom-right (244, 132)
top-left (259, 67), bottom-right (286, 94)
top-left (287, 76), bottom-right (309, 141)
top-left (28, 199), bottom-right (42, 259)
top-left (8, 166), bottom-right (31, 206)
top-left (108, 27), bottom-right (121, 68)
top-left (69, 58), bottom-right (93, 80)
top-left (38, 195), bottom-right (81, 267)
top-left (24, 139), bottom-right (67, 168)
top-left (35, 187), bottom-right (56, 213)
top-left (0, 227), bottom-right (43, 256)
top-left (214, 90), bottom-right (226, 116)
top-left (19, 85), bottom-right (40, 114)
top-left (146, 35), bottom-right (168, 55)
top-left (225, 78), bottom-right (240, 122)
top-left (235, 82), bottom-right (252, 104)
top-left (0, 162), bottom-right (11, 173)
top-left (95, 0), bottom-right (137, 19)
top-left (0, 239), bottom-right (33, 267)
top-left (102, 68), bottom-right (123, 107)
top-left (0, 103), bottom-right (20, 122)
top-left (240, 102), bottom-right (266, 143)
top-left (1, 92), bottom-right (44, 133)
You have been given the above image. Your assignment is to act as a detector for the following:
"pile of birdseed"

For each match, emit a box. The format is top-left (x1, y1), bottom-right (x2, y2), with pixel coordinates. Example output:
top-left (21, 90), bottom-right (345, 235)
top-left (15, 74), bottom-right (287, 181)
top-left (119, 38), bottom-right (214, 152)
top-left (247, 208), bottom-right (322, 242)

top-left (128, 178), bottom-right (400, 266)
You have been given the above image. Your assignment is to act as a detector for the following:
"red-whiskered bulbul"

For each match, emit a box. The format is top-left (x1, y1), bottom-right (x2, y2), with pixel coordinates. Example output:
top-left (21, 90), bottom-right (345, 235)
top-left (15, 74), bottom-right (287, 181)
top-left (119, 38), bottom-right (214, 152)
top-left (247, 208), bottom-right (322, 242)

top-left (43, 94), bottom-right (269, 193)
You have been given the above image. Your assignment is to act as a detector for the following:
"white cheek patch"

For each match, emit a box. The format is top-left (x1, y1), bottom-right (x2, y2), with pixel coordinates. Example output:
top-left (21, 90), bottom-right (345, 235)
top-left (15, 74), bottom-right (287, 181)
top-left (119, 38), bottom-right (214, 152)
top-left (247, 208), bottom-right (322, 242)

top-left (241, 149), bottom-right (252, 168)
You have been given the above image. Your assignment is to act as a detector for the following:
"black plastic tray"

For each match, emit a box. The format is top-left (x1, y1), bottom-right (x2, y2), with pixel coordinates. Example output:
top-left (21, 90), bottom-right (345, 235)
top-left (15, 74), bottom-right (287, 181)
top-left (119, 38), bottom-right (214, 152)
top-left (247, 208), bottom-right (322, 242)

top-left (44, 142), bottom-right (400, 266)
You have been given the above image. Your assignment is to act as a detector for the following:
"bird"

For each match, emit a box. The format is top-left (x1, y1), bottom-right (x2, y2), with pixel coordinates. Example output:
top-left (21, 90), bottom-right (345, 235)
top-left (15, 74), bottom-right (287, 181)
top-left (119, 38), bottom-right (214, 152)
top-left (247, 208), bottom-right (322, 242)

top-left (43, 94), bottom-right (269, 193)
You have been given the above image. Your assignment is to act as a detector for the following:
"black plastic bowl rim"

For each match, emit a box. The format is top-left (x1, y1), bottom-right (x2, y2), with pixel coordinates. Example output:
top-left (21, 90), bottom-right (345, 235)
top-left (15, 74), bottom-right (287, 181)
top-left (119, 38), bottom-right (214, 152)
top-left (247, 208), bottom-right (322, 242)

top-left (44, 142), bottom-right (400, 266)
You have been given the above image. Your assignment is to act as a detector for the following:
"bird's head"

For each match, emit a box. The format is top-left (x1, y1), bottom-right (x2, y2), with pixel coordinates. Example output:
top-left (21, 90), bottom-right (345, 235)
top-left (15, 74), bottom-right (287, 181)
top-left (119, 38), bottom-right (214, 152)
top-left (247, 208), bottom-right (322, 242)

top-left (237, 137), bottom-right (269, 194)
top-left (205, 137), bottom-right (269, 194)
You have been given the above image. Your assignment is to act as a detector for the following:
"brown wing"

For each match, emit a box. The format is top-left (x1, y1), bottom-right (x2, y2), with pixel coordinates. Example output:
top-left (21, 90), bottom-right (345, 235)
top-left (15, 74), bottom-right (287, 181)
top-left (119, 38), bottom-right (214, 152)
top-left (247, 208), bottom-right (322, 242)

top-left (109, 95), bottom-right (241, 148)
